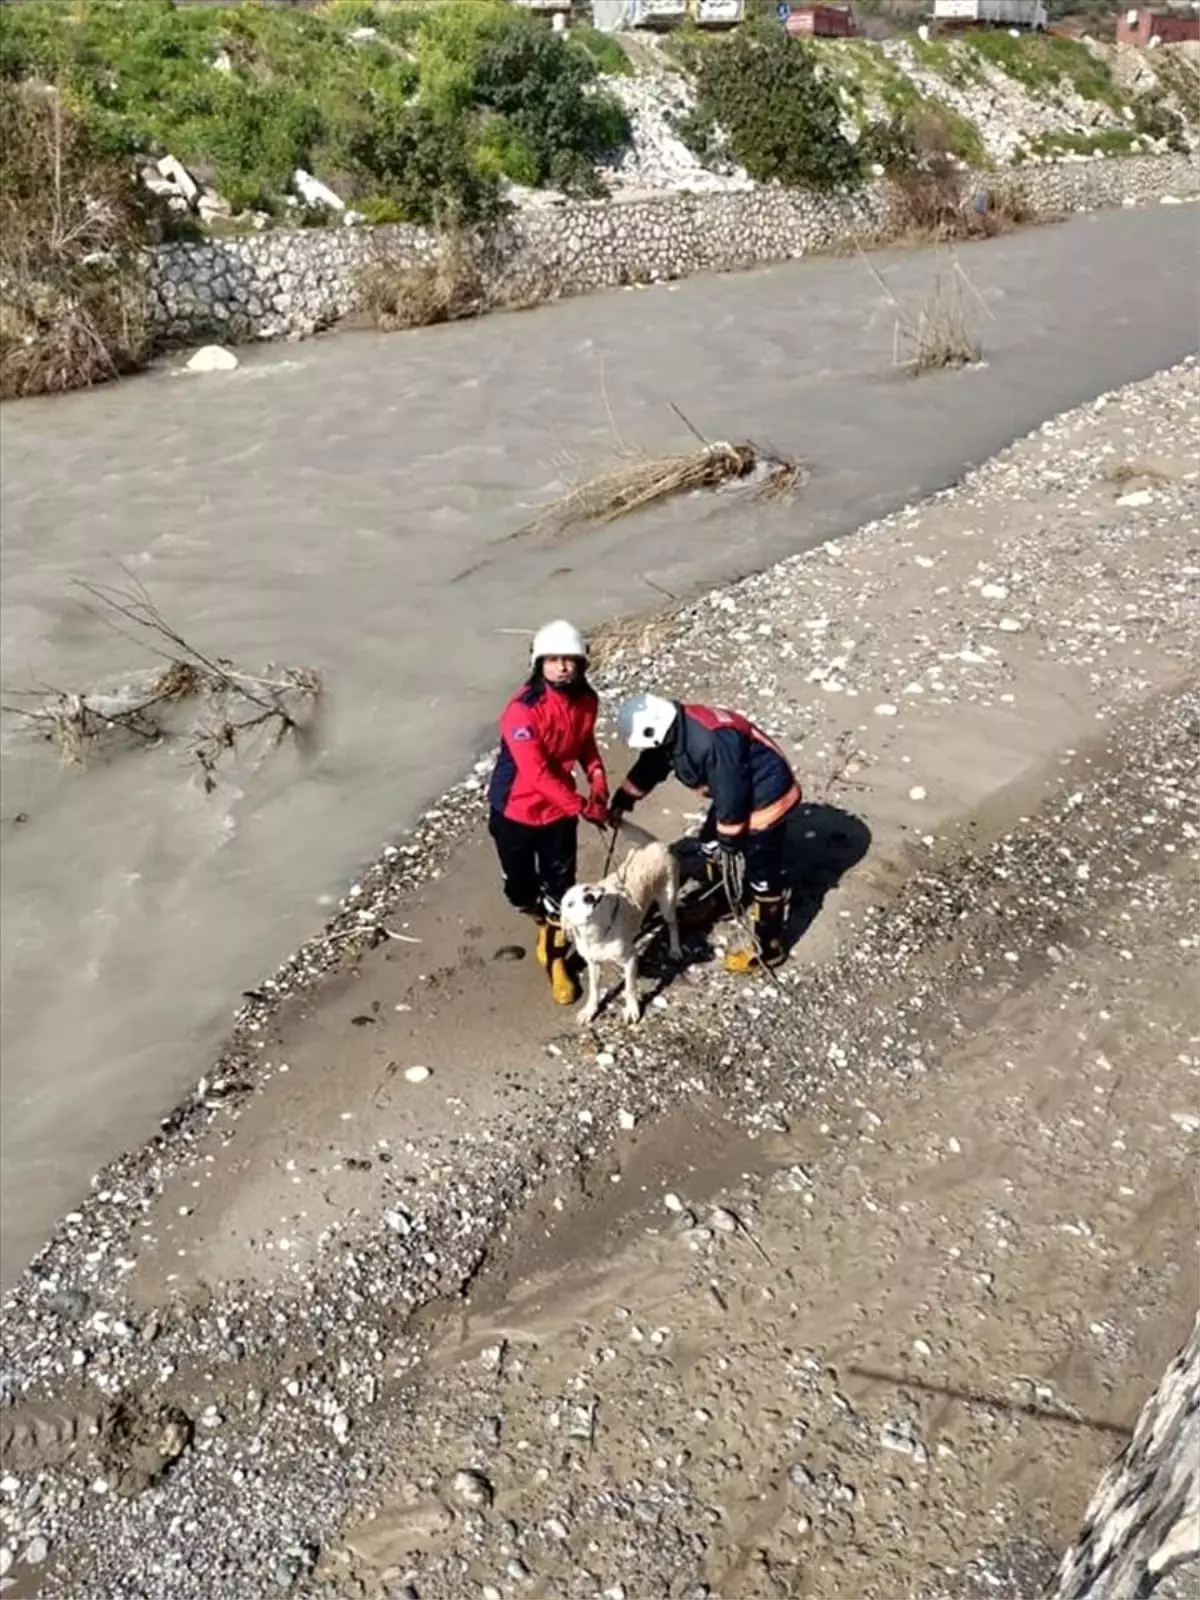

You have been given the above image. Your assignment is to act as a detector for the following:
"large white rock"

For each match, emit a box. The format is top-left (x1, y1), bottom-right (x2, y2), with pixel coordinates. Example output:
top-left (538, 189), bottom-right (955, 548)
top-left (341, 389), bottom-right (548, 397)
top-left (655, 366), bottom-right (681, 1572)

top-left (157, 155), bottom-right (199, 206)
top-left (292, 168), bottom-right (345, 213)
top-left (185, 345), bottom-right (239, 373)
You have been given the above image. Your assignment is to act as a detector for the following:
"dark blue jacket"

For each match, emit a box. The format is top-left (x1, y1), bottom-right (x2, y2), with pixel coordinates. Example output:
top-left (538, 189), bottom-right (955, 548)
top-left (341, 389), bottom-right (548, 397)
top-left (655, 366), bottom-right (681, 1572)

top-left (617, 702), bottom-right (799, 838)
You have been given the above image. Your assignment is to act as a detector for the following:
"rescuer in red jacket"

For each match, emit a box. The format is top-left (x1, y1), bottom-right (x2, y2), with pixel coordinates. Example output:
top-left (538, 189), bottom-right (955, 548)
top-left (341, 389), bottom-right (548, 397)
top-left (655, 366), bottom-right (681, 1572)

top-left (487, 621), bottom-right (609, 1006)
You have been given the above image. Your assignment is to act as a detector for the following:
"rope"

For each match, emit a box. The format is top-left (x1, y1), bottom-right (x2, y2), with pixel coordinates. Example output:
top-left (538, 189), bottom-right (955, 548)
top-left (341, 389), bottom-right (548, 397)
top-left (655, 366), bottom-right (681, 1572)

top-left (720, 850), bottom-right (789, 996)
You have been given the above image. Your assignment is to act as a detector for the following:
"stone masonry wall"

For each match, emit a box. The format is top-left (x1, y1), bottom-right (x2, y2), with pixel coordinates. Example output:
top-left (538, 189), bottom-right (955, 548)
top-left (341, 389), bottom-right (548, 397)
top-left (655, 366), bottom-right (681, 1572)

top-left (1046, 1311), bottom-right (1199, 1600)
top-left (145, 152), bottom-right (1200, 346)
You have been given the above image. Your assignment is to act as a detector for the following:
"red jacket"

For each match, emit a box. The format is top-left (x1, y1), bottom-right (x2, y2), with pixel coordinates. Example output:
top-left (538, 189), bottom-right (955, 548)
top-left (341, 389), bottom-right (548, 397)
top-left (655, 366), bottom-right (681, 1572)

top-left (487, 679), bottom-right (607, 826)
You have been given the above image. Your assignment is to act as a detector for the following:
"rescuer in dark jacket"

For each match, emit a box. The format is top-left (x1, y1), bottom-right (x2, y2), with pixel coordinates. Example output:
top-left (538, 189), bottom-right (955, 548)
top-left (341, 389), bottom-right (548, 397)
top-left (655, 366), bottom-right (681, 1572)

top-left (609, 694), bottom-right (800, 972)
top-left (487, 620), bottom-right (608, 1005)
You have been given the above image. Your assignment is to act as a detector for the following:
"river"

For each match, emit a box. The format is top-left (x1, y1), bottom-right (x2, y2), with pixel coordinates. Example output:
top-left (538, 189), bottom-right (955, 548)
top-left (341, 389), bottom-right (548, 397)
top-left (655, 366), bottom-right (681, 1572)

top-left (1, 201), bottom-right (1196, 1289)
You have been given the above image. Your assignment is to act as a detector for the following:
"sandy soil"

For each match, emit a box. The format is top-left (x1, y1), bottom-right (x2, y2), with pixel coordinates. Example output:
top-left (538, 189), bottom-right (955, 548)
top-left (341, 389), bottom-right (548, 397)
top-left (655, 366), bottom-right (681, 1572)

top-left (331, 848), bottom-right (1198, 1600)
top-left (0, 363), bottom-right (1197, 1600)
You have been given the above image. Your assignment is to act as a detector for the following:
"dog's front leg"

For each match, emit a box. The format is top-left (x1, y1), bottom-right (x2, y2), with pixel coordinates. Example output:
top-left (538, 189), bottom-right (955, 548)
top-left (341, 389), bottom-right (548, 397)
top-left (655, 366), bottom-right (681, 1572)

top-left (577, 960), bottom-right (601, 1027)
top-left (622, 956), bottom-right (641, 1025)
top-left (660, 877), bottom-right (683, 962)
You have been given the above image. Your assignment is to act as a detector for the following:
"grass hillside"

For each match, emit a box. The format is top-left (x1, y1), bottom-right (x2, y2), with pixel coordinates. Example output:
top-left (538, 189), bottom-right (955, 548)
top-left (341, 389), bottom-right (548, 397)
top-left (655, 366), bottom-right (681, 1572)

top-left (1, 1), bottom-right (1194, 225)
top-left (0, 0), bottom-right (633, 224)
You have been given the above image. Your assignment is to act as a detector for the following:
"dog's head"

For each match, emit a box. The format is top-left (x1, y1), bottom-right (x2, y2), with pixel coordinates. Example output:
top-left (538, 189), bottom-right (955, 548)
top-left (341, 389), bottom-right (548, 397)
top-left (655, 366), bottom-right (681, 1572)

top-left (560, 883), bottom-right (603, 926)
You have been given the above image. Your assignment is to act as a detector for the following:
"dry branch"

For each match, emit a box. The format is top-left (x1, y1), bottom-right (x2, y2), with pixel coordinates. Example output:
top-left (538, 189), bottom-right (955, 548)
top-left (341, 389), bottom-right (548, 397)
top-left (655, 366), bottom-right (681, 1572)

top-left (2, 576), bottom-right (320, 790)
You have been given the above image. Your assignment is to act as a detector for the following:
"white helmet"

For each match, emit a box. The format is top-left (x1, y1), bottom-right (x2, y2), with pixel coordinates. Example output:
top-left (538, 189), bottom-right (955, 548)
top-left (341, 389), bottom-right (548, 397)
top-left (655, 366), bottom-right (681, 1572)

top-left (617, 693), bottom-right (677, 750)
top-left (530, 619), bottom-right (588, 667)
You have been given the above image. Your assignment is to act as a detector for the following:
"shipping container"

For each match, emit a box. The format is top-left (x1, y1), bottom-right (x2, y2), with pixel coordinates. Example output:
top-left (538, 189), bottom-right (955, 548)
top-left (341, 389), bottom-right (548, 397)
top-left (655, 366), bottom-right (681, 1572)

top-left (785, 5), bottom-right (859, 35)
top-left (932, 0), bottom-right (1049, 28)
top-left (1115, 6), bottom-right (1200, 43)
top-left (694, 0), bottom-right (746, 25)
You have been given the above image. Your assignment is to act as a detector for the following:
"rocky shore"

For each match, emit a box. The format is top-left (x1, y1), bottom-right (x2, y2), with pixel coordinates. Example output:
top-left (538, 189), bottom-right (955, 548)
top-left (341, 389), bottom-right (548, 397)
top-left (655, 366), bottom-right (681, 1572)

top-left (0, 361), bottom-right (1197, 1600)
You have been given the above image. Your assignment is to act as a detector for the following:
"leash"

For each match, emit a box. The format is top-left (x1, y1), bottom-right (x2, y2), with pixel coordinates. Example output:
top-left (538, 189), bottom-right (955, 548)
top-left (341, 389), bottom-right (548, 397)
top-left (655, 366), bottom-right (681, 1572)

top-left (720, 851), bottom-right (790, 997)
top-left (599, 820), bottom-right (619, 879)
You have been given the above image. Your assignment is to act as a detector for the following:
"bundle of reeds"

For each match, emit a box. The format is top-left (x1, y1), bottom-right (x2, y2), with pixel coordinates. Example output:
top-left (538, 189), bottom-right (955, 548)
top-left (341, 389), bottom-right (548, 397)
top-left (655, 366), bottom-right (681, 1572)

top-left (516, 438), bottom-right (802, 542)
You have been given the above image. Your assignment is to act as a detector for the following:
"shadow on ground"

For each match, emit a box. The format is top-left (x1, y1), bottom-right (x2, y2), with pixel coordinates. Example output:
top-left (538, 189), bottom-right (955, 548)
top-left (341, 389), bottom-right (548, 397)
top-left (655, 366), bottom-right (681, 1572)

top-left (620, 802), bottom-right (872, 1013)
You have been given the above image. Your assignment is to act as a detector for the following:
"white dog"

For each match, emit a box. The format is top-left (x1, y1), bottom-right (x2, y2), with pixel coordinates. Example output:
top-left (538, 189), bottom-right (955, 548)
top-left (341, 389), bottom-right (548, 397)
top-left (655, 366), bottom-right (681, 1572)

top-left (560, 820), bottom-right (682, 1027)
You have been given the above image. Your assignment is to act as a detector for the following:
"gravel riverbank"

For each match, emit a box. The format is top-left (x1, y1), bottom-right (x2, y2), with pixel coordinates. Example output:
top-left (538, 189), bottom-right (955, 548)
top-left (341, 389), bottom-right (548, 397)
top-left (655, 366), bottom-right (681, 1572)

top-left (0, 362), bottom-right (1196, 1600)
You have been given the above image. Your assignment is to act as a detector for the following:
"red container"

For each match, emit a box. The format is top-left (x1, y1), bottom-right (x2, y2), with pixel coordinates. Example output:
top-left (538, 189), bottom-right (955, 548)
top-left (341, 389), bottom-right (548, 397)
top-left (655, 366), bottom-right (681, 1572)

top-left (1115, 8), bottom-right (1200, 44)
top-left (785, 5), bottom-right (858, 35)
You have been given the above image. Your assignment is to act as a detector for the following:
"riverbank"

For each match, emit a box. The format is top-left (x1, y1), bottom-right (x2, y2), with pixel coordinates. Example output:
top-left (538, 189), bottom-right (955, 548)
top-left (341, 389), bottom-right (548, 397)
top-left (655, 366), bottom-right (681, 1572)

top-left (1, 361), bottom-right (1196, 1599)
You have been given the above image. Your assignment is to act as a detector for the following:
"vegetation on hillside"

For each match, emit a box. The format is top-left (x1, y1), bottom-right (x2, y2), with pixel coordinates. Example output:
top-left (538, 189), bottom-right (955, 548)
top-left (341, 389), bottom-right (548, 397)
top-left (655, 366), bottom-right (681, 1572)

top-left (0, 0), bottom-right (632, 223)
top-left (678, 27), bottom-right (865, 190)
top-left (0, 82), bottom-right (155, 398)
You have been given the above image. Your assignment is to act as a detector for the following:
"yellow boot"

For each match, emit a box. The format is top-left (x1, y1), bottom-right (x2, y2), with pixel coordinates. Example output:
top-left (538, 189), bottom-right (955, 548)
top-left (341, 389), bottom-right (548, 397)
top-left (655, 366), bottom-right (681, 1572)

top-left (534, 918), bottom-right (550, 969)
top-left (545, 918), bottom-right (579, 1006)
top-left (724, 895), bottom-right (786, 975)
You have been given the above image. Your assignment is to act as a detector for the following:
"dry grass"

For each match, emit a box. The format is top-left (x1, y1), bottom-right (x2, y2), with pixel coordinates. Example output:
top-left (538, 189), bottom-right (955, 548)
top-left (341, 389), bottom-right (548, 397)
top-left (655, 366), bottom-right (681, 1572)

top-left (889, 161), bottom-right (1047, 246)
top-left (1105, 458), bottom-right (1176, 487)
top-left (355, 226), bottom-right (567, 330)
top-left (893, 268), bottom-right (982, 375)
top-left (861, 249), bottom-right (988, 378)
top-left (0, 84), bottom-right (154, 400)
top-left (588, 602), bottom-right (686, 672)
top-left (356, 228), bottom-right (489, 331)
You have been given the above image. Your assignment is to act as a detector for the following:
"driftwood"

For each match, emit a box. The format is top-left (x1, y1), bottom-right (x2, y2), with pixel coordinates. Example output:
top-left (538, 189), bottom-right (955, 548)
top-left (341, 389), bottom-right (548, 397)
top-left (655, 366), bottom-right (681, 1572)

top-left (2, 576), bottom-right (320, 791)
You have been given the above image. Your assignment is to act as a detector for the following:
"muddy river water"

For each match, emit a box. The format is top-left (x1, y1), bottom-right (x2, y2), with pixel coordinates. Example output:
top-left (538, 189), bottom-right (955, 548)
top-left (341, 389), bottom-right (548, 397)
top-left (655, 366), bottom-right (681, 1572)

top-left (1, 203), bottom-right (1197, 1289)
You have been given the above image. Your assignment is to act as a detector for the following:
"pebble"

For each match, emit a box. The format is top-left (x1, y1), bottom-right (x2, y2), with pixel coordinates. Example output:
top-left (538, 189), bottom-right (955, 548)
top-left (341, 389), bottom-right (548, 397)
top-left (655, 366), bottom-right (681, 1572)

top-left (48, 1288), bottom-right (90, 1321)
top-left (22, 1538), bottom-right (48, 1566)
top-left (451, 1469), bottom-right (493, 1509)
top-left (0, 1552), bottom-right (10, 1580)
top-left (908, 785), bottom-right (927, 801)
top-left (403, 1066), bottom-right (431, 1084)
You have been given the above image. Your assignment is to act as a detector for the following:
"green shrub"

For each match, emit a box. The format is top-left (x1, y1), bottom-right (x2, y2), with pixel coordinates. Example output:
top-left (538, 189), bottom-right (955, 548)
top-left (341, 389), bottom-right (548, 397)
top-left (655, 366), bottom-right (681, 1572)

top-left (420, 7), bottom-right (630, 197)
top-left (341, 100), bottom-right (505, 225)
top-left (568, 26), bottom-right (632, 78)
top-left (474, 113), bottom-right (540, 188)
top-left (352, 193), bottom-right (409, 226)
top-left (1132, 91), bottom-right (1187, 151)
top-left (687, 30), bottom-right (863, 191)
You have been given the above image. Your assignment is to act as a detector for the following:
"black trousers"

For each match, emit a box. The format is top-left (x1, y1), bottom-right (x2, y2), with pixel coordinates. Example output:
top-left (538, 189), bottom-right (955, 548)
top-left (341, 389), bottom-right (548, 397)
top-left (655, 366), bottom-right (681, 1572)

top-left (488, 811), bottom-right (578, 918)
top-left (700, 809), bottom-right (787, 898)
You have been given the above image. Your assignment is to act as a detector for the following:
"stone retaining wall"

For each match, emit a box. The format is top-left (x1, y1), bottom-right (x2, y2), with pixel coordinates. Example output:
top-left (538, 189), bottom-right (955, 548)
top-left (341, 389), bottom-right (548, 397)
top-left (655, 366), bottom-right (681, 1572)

top-left (1047, 1311), bottom-right (1199, 1600)
top-left (146, 152), bottom-right (1200, 346)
